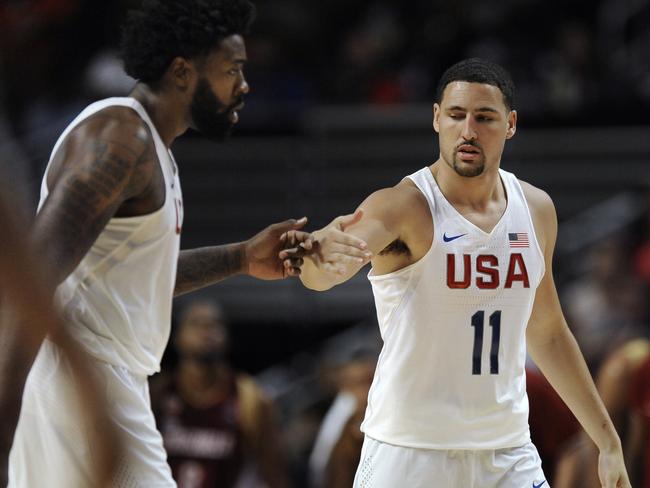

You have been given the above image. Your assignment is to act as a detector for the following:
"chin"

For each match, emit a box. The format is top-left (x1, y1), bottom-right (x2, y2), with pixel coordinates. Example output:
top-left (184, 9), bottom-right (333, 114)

top-left (453, 161), bottom-right (485, 177)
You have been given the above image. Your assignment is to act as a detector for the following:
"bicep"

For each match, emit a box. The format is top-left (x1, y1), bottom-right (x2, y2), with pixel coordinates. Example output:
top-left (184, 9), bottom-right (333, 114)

top-left (526, 194), bottom-right (568, 347)
top-left (34, 128), bottom-right (152, 283)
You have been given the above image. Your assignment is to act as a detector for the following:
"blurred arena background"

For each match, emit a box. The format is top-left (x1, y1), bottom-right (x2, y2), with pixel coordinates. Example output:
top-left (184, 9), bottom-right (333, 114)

top-left (1, 1), bottom-right (649, 486)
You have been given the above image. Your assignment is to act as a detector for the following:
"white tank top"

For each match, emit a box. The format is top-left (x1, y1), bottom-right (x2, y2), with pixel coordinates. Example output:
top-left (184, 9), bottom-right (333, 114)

top-left (37, 97), bottom-right (183, 377)
top-left (361, 166), bottom-right (545, 449)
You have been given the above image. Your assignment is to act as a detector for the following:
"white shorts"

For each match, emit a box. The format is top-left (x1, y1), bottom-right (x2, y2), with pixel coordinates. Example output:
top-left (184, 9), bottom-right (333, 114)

top-left (8, 340), bottom-right (175, 488)
top-left (353, 436), bottom-right (548, 488)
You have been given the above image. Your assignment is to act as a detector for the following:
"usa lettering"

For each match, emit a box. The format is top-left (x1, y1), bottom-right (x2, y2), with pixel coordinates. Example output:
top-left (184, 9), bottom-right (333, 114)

top-left (446, 253), bottom-right (530, 289)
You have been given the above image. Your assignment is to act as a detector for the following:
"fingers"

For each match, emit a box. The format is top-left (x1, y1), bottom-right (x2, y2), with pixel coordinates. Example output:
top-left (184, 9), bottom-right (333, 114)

top-left (335, 209), bottom-right (363, 231)
top-left (270, 216), bottom-right (309, 235)
top-left (327, 242), bottom-right (372, 260)
top-left (288, 230), bottom-right (315, 249)
top-left (283, 257), bottom-right (303, 277)
top-left (279, 247), bottom-right (308, 260)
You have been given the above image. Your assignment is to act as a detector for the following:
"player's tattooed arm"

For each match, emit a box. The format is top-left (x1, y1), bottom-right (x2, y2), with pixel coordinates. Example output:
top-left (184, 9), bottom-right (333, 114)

top-left (174, 218), bottom-right (313, 296)
top-left (33, 112), bottom-right (154, 286)
top-left (174, 244), bottom-right (245, 296)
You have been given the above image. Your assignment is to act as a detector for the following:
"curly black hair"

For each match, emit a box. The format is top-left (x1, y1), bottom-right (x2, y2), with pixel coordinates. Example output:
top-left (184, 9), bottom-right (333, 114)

top-left (120, 0), bottom-right (256, 84)
top-left (436, 58), bottom-right (516, 110)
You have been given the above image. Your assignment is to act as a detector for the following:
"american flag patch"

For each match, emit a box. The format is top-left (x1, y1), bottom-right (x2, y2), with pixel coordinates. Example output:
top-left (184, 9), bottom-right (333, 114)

top-left (509, 233), bottom-right (529, 248)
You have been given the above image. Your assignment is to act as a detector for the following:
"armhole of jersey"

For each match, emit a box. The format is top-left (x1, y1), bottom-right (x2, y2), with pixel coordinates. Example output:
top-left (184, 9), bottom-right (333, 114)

top-left (404, 168), bottom-right (437, 233)
top-left (40, 99), bottom-right (150, 201)
top-left (506, 172), bottom-right (546, 281)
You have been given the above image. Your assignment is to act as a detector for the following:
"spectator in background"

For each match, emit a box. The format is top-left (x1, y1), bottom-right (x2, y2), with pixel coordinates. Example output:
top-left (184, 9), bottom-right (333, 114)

top-left (563, 237), bottom-right (647, 370)
top-left (152, 300), bottom-right (289, 488)
top-left (526, 368), bottom-right (580, 485)
top-left (628, 349), bottom-right (650, 488)
top-left (554, 338), bottom-right (650, 488)
top-left (309, 353), bottom-right (376, 488)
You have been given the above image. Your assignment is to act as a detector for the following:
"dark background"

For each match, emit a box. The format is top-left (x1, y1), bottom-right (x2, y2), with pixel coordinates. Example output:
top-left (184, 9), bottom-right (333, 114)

top-left (1, 0), bottom-right (648, 373)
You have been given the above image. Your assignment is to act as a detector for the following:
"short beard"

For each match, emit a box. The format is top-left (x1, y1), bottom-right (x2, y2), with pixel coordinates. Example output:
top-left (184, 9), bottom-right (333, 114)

top-left (449, 156), bottom-right (485, 177)
top-left (189, 77), bottom-right (239, 142)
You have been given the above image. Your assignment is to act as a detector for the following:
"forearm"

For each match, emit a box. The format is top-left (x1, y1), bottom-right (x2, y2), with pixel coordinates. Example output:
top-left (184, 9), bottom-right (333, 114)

top-left (174, 243), bottom-right (246, 296)
top-left (528, 326), bottom-right (621, 451)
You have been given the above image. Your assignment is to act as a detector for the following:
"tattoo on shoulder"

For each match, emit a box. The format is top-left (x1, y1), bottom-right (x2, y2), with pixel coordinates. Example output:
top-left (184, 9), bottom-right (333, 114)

top-left (52, 135), bottom-right (153, 254)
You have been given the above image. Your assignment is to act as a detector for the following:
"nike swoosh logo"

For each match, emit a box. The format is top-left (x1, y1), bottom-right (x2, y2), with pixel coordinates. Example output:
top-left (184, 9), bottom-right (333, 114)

top-left (443, 232), bottom-right (467, 242)
top-left (532, 481), bottom-right (547, 488)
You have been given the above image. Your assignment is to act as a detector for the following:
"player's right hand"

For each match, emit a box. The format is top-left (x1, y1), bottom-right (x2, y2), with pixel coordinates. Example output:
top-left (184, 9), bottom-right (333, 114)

top-left (301, 210), bottom-right (373, 276)
top-left (598, 446), bottom-right (631, 488)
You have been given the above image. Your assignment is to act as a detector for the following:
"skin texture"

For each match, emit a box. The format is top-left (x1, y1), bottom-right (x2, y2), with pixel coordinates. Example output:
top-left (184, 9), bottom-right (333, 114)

top-left (1, 33), bottom-right (362, 483)
top-left (300, 80), bottom-right (630, 487)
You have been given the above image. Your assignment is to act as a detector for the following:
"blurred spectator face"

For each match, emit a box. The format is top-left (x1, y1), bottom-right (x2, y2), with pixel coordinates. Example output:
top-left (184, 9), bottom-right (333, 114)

top-left (189, 35), bottom-right (250, 141)
top-left (434, 81), bottom-right (516, 177)
top-left (589, 238), bottom-right (623, 282)
top-left (176, 302), bottom-right (229, 365)
top-left (337, 359), bottom-right (375, 406)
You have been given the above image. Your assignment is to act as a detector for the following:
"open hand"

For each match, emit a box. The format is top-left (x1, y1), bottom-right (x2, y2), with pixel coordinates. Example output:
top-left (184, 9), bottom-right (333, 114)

top-left (291, 210), bottom-right (372, 276)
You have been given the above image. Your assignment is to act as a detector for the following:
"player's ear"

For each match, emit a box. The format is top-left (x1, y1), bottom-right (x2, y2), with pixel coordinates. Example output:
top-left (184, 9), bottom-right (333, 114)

top-left (433, 103), bottom-right (441, 133)
top-left (506, 110), bottom-right (517, 139)
top-left (167, 57), bottom-right (197, 93)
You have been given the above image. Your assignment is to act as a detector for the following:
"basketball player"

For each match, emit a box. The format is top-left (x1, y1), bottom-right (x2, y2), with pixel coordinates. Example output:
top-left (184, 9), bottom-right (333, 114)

top-left (5, 1), bottom-right (365, 486)
top-left (152, 300), bottom-right (289, 488)
top-left (296, 58), bottom-right (631, 487)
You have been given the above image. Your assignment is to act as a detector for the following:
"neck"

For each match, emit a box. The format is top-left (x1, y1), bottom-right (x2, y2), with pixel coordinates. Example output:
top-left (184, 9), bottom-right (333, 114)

top-left (177, 360), bottom-right (230, 393)
top-left (430, 157), bottom-right (504, 209)
top-left (129, 83), bottom-right (188, 147)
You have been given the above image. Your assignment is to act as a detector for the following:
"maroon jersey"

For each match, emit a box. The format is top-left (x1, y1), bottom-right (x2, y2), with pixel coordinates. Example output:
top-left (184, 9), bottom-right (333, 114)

top-left (157, 378), bottom-right (245, 488)
top-left (629, 356), bottom-right (650, 488)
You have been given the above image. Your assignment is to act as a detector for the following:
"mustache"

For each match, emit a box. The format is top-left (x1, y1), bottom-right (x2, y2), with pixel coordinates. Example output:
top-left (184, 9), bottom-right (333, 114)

top-left (456, 141), bottom-right (483, 151)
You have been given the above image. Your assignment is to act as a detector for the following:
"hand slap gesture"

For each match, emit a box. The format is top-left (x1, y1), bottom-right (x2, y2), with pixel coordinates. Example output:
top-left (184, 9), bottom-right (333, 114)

top-left (289, 210), bottom-right (372, 276)
top-left (245, 217), bottom-right (313, 280)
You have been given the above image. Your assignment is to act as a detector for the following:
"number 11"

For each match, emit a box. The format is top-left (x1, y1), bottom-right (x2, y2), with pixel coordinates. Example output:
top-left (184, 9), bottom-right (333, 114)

top-left (470, 310), bottom-right (501, 375)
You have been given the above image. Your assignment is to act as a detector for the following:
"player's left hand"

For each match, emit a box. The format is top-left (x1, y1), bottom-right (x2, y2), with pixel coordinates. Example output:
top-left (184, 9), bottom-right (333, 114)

top-left (598, 446), bottom-right (631, 488)
top-left (244, 217), bottom-right (314, 279)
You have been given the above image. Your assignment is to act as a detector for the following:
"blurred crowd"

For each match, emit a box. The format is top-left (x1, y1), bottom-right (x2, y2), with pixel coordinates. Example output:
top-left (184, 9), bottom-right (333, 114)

top-left (2, 0), bottom-right (650, 196)
top-left (2, 0), bottom-right (650, 133)
top-left (1, 0), bottom-right (649, 487)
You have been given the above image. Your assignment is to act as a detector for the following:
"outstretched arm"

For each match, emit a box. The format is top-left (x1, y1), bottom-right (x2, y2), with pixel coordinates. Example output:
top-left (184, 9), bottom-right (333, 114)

top-left (298, 187), bottom-right (409, 291)
top-left (525, 187), bottom-right (630, 488)
top-left (174, 217), bottom-right (315, 296)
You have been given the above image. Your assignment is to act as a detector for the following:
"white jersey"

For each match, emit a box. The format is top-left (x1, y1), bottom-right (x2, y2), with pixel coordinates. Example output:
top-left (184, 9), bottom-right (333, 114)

top-left (37, 97), bottom-right (183, 377)
top-left (361, 167), bottom-right (545, 449)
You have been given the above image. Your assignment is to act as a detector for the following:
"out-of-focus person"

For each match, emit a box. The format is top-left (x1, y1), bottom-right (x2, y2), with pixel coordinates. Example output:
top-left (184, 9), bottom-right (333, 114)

top-left (309, 353), bottom-right (376, 488)
top-left (0, 163), bottom-right (120, 486)
top-left (152, 300), bottom-right (289, 488)
top-left (563, 238), bottom-right (647, 370)
top-left (526, 367), bottom-right (580, 484)
top-left (554, 338), bottom-right (650, 488)
top-left (627, 344), bottom-right (650, 488)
